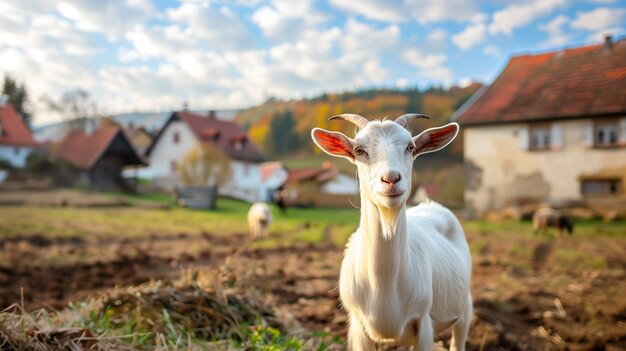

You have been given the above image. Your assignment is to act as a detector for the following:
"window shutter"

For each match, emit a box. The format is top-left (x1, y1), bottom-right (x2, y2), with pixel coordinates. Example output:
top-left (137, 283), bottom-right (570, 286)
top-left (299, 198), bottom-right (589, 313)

top-left (551, 123), bottom-right (564, 150)
top-left (620, 118), bottom-right (626, 146)
top-left (582, 122), bottom-right (594, 147)
top-left (517, 126), bottom-right (529, 150)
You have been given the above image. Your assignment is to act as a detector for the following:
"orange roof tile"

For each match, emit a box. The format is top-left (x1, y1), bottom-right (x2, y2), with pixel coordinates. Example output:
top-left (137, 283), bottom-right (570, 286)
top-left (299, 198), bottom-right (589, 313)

top-left (54, 127), bottom-right (143, 170)
top-left (456, 38), bottom-right (626, 125)
top-left (0, 103), bottom-right (37, 147)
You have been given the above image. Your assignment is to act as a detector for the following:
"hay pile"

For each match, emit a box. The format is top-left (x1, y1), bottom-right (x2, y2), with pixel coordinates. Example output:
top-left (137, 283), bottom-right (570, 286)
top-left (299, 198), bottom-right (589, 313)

top-left (0, 266), bottom-right (332, 351)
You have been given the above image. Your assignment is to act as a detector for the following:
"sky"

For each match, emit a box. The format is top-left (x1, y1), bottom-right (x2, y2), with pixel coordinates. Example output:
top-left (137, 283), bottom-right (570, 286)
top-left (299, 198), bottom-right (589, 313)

top-left (1, 0), bottom-right (625, 125)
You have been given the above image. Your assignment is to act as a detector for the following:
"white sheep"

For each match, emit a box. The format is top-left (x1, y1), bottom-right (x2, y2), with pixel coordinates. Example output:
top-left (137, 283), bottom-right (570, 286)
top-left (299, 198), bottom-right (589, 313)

top-left (247, 202), bottom-right (272, 238)
top-left (311, 113), bottom-right (472, 351)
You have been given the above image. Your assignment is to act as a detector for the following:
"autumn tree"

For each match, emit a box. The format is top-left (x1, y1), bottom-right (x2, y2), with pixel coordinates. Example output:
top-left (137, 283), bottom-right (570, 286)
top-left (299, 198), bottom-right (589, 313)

top-left (1, 75), bottom-right (32, 126)
top-left (178, 141), bottom-right (231, 188)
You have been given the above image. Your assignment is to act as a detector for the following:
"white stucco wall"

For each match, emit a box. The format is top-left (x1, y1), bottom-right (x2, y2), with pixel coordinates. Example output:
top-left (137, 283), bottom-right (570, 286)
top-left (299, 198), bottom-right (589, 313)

top-left (220, 160), bottom-right (263, 202)
top-left (146, 120), bottom-right (198, 181)
top-left (0, 145), bottom-right (34, 168)
top-left (321, 173), bottom-right (359, 195)
top-left (464, 118), bottom-right (626, 216)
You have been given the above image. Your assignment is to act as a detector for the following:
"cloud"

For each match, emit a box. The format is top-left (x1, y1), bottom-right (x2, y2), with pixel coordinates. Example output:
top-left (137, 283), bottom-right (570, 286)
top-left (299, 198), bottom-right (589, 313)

top-left (403, 49), bottom-right (453, 83)
top-left (482, 45), bottom-right (501, 58)
top-left (167, 3), bottom-right (255, 51)
top-left (489, 0), bottom-right (567, 35)
top-left (571, 7), bottom-right (625, 42)
top-left (539, 15), bottom-right (571, 47)
top-left (329, 0), bottom-right (482, 23)
top-left (571, 7), bottom-right (625, 31)
top-left (54, 0), bottom-right (156, 40)
top-left (452, 22), bottom-right (486, 50)
top-left (251, 0), bottom-right (327, 42)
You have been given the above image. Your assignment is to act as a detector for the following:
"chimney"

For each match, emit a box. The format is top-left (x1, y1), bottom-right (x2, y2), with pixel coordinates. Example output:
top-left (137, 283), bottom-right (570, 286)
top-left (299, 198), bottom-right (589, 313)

top-left (604, 34), bottom-right (613, 50)
top-left (208, 110), bottom-right (216, 119)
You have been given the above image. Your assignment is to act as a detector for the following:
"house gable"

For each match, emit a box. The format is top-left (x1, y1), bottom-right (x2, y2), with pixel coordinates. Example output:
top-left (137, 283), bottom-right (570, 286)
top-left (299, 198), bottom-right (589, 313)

top-left (55, 127), bottom-right (144, 171)
top-left (0, 103), bottom-right (37, 147)
top-left (455, 37), bottom-right (626, 126)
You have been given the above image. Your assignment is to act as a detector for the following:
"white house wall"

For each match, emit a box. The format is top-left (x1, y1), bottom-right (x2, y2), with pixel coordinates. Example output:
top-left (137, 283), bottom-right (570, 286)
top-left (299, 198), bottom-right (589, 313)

top-left (321, 173), bottom-right (359, 195)
top-left (220, 160), bottom-right (263, 202)
top-left (147, 120), bottom-right (198, 182)
top-left (0, 145), bottom-right (33, 168)
top-left (464, 119), bottom-right (626, 217)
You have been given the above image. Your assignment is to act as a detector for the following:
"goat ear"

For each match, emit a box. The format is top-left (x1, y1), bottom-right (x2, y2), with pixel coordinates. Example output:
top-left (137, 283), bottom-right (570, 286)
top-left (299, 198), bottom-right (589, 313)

top-left (412, 123), bottom-right (459, 158)
top-left (311, 128), bottom-right (355, 164)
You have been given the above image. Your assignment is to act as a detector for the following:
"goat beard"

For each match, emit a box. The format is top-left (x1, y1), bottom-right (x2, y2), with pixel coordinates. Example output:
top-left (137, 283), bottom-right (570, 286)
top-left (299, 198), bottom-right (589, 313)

top-left (378, 206), bottom-right (403, 241)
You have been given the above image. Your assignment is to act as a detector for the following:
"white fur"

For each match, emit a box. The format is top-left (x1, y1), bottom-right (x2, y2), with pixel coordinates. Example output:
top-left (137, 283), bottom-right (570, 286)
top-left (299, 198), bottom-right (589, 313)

top-left (312, 119), bottom-right (472, 351)
top-left (247, 202), bottom-right (272, 238)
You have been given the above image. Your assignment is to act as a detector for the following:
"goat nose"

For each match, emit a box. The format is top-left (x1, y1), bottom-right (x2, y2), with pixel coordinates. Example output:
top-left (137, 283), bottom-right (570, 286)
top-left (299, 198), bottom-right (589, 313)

top-left (381, 170), bottom-right (401, 185)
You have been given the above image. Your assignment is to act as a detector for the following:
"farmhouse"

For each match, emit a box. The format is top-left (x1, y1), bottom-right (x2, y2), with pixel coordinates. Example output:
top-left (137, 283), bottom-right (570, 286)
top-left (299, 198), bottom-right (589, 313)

top-left (0, 100), bottom-right (37, 169)
top-left (454, 36), bottom-right (626, 218)
top-left (282, 162), bottom-right (359, 208)
top-left (144, 110), bottom-right (267, 202)
top-left (53, 126), bottom-right (144, 191)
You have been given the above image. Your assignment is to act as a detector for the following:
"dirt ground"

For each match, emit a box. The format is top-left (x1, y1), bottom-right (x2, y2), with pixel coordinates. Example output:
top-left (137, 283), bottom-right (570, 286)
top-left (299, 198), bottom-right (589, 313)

top-left (1, 229), bottom-right (625, 350)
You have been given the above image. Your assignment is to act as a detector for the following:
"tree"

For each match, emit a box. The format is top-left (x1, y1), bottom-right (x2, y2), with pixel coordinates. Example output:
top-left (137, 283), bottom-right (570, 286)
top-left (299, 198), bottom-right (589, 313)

top-left (43, 89), bottom-right (101, 131)
top-left (268, 110), bottom-right (300, 156)
top-left (1, 75), bottom-right (32, 126)
top-left (178, 141), bottom-right (232, 188)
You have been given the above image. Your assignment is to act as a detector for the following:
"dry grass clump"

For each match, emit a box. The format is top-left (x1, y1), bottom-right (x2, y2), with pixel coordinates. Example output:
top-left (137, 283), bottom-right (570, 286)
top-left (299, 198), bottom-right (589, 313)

top-left (0, 265), bottom-right (338, 350)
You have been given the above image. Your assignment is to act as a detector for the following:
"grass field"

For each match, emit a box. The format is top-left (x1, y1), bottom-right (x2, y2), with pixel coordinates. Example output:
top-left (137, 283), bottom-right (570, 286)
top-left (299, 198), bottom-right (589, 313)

top-left (1, 192), bottom-right (625, 350)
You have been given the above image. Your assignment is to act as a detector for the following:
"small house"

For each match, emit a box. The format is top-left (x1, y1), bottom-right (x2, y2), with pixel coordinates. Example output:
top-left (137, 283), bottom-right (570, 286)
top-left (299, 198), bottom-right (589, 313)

top-left (144, 110), bottom-right (267, 202)
top-left (0, 100), bottom-right (37, 169)
top-left (282, 162), bottom-right (359, 208)
top-left (53, 127), bottom-right (145, 191)
top-left (454, 36), bottom-right (626, 217)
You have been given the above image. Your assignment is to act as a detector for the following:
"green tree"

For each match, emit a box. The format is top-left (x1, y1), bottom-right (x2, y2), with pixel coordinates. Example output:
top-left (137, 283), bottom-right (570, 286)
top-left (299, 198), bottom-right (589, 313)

top-left (268, 110), bottom-right (300, 156)
top-left (404, 87), bottom-right (422, 114)
top-left (1, 75), bottom-right (32, 126)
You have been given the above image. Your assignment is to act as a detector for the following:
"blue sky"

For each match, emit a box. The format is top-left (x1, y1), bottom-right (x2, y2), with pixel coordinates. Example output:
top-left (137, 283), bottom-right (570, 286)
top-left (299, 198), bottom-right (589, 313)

top-left (1, 0), bottom-right (624, 125)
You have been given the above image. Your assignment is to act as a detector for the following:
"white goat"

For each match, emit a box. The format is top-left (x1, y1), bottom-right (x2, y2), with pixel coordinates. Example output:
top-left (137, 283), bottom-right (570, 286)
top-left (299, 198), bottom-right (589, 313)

top-left (311, 114), bottom-right (472, 351)
top-left (247, 202), bottom-right (272, 238)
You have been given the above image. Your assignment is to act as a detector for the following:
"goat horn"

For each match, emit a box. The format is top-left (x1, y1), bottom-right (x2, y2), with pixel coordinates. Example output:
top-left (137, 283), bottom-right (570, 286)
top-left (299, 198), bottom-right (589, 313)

top-left (394, 113), bottom-right (430, 128)
top-left (328, 114), bottom-right (369, 130)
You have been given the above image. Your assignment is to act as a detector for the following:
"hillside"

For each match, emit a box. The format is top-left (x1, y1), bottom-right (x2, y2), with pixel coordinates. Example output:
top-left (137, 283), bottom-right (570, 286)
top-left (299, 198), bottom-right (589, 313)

top-left (237, 83), bottom-right (482, 159)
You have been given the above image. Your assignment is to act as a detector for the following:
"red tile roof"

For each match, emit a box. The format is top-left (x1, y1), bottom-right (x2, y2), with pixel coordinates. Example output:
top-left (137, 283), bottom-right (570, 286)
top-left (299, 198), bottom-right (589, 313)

top-left (456, 38), bottom-right (626, 125)
top-left (54, 127), bottom-right (143, 170)
top-left (148, 111), bottom-right (266, 162)
top-left (0, 103), bottom-right (37, 147)
top-left (287, 163), bottom-right (339, 184)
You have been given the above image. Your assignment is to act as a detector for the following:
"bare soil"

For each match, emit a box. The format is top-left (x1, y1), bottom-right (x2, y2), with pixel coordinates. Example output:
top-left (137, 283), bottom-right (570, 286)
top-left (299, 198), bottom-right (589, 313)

top-left (1, 230), bottom-right (625, 350)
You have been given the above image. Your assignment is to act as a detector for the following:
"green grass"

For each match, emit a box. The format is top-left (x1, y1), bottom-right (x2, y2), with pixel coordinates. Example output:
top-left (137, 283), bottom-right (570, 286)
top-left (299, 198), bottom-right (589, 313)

top-left (0, 196), bottom-right (360, 246)
top-left (463, 219), bottom-right (626, 238)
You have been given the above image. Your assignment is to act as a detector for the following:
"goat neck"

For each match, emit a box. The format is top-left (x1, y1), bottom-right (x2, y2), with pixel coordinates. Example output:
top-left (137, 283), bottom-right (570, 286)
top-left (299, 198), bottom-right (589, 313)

top-left (358, 186), bottom-right (409, 289)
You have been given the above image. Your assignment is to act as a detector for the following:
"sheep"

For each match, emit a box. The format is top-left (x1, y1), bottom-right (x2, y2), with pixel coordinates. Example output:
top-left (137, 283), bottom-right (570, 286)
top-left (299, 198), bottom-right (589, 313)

top-left (311, 113), bottom-right (472, 351)
top-left (247, 202), bottom-right (272, 238)
top-left (532, 207), bottom-right (574, 236)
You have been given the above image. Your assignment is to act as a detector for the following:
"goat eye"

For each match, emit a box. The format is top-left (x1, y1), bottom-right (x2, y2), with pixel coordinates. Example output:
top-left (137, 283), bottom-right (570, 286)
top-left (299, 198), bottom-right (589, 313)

top-left (407, 144), bottom-right (416, 153)
top-left (354, 146), bottom-right (366, 156)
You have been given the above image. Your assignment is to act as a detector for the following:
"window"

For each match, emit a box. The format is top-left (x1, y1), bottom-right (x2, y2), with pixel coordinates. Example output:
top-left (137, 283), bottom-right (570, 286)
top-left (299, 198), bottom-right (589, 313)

top-left (14, 147), bottom-right (19, 155)
top-left (581, 179), bottom-right (621, 196)
top-left (173, 131), bottom-right (180, 144)
top-left (529, 126), bottom-right (551, 150)
top-left (170, 160), bottom-right (178, 173)
top-left (594, 123), bottom-right (618, 147)
top-left (0, 122), bottom-right (3, 136)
